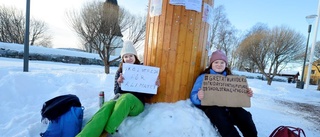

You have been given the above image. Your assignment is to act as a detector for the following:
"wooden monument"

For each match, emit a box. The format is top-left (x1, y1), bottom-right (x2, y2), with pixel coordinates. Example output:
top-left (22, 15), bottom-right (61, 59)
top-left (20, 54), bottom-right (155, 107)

top-left (145, 0), bottom-right (214, 103)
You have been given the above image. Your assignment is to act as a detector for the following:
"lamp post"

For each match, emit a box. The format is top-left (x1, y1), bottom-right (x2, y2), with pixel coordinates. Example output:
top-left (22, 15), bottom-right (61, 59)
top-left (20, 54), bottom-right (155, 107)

top-left (305, 3), bottom-right (320, 89)
top-left (23, 0), bottom-right (30, 72)
top-left (297, 15), bottom-right (317, 89)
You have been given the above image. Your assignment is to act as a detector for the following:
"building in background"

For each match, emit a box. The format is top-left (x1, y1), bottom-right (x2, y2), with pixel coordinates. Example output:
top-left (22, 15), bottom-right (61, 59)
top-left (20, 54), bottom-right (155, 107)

top-left (303, 60), bottom-right (320, 85)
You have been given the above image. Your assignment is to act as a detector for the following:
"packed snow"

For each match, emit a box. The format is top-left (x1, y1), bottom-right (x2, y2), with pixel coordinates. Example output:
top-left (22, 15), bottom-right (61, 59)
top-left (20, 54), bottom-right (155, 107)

top-left (1, 43), bottom-right (320, 137)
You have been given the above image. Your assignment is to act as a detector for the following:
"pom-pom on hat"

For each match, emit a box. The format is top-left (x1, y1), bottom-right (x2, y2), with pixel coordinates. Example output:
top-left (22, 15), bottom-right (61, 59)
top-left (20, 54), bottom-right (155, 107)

top-left (120, 41), bottom-right (137, 58)
top-left (210, 50), bottom-right (228, 65)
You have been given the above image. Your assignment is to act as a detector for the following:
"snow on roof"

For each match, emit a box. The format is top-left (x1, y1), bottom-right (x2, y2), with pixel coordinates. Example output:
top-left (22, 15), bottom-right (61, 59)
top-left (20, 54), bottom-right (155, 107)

top-left (278, 70), bottom-right (299, 75)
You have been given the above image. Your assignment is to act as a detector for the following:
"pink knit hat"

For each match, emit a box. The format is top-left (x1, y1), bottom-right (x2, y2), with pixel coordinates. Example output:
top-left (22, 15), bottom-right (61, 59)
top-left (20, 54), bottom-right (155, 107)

top-left (210, 50), bottom-right (228, 65)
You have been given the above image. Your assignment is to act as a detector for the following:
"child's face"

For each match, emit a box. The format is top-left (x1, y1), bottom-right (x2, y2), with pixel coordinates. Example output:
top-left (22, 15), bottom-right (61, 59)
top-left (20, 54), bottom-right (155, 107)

top-left (123, 54), bottom-right (136, 64)
top-left (211, 60), bottom-right (226, 73)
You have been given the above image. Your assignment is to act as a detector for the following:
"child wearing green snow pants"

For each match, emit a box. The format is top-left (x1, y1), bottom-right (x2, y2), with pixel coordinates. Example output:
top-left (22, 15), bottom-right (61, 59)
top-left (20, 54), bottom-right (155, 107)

top-left (77, 41), bottom-right (159, 137)
top-left (76, 93), bottom-right (144, 137)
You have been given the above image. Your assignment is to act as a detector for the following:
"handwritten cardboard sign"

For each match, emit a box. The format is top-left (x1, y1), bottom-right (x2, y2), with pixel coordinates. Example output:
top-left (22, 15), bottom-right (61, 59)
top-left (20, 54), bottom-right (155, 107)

top-left (122, 63), bottom-right (160, 94)
top-left (201, 74), bottom-right (251, 107)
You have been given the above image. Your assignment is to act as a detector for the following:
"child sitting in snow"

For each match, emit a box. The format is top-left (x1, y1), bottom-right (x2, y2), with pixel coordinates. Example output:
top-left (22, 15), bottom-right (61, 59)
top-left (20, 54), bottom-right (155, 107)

top-left (76, 41), bottom-right (159, 137)
top-left (190, 50), bottom-right (258, 137)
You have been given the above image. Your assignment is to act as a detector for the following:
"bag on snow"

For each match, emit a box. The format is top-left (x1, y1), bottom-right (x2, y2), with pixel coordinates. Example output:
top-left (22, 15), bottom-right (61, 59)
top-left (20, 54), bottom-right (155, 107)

top-left (269, 126), bottom-right (306, 137)
top-left (40, 106), bottom-right (84, 137)
top-left (41, 94), bottom-right (82, 121)
top-left (40, 94), bottom-right (84, 137)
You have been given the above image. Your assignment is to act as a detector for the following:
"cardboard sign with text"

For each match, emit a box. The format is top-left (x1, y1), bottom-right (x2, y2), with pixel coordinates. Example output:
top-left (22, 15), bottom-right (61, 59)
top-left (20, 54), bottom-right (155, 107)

top-left (122, 63), bottom-right (160, 94)
top-left (201, 74), bottom-right (251, 107)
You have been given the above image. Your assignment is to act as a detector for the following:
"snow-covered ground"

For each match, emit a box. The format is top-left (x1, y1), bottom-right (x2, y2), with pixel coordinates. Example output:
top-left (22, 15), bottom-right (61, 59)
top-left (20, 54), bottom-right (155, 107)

top-left (1, 42), bottom-right (320, 137)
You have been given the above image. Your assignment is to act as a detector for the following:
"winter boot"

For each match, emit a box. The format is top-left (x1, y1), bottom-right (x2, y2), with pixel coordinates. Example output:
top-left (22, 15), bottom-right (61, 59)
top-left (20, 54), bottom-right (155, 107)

top-left (100, 131), bottom-right (108, 137)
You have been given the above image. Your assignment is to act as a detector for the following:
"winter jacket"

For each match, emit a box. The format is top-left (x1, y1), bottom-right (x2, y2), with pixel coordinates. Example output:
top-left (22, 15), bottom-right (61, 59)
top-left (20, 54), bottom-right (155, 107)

top-left (190, 69), bottom-right (227, 105)
top-left (190, 69), bottom-right (258, 137)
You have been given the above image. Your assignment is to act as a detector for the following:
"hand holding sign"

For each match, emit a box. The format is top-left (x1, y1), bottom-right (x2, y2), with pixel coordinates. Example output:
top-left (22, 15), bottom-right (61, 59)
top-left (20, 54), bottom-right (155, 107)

top-left (121, 63), bottom-right (160, 94)
top-left (117, 73), bottom-right (124, 85)
top-left (201, 74), bottom-right (251, 107)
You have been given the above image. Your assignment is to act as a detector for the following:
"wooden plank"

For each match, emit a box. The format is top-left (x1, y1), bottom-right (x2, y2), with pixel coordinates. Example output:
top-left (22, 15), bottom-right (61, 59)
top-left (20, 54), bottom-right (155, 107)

top-left (154, 0), bottom-right (168, 102)
top-left (188, 2), bottom-right (204, 92)
top-left (179, 11), bottom-right (197, 99)
top-left (149, 0), bottom-right (173, 102)
top-left (145, 16), bottom-right (154, 65)
top-left (155, 0), bottom-right (166, 68)
top-left (191, 3), bottom-right (204, 72)
top-left (165, 5), bottom-right (182, 102)
top-left (156, 0), bottom-right (168, 101)
top-left (202, 23), bottom-right (209, 68)
top-left (197, 7), bottom-right (206, 72)
top-left (173, 6), bottom-right (188, 101)
top-left (150, 15), bottom-right (159, 66)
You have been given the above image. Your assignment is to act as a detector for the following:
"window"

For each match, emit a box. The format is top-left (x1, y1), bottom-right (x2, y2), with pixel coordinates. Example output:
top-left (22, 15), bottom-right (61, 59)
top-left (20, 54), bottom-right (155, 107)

top-left (311, 70), bottom-right (315, 74)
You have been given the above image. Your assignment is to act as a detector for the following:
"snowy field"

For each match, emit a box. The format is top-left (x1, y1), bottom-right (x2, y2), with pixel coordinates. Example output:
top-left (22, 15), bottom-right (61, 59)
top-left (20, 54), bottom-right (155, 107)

top-left (1, 42), bottom-right (320, 137)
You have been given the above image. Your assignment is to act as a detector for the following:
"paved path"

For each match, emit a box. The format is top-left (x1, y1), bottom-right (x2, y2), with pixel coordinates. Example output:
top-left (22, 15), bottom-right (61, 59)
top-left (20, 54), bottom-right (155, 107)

top-left (276, 100), bottom-right (320, 132)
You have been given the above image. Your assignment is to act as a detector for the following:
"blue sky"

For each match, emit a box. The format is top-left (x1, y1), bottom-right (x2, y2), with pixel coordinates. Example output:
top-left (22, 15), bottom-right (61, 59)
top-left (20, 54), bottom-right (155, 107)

top-left (214, 0), bottom-right (319, 39)
top-left (118, 0), bottom-right (148, 16)
top-left (119, 0), bottom-right (320, 44)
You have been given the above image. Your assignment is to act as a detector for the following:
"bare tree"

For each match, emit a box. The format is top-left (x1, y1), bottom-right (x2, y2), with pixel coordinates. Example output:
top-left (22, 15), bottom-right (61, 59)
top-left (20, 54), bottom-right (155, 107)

top-left (210, 5), bottom-right (227, 50)
top-left (238, 24), bottom-right (270, 73)
top-left (125, 15), bottom-right (146, 52)
top-left (0, 6), bottom-right (24, 44)
top-left (0, 5), bottom-right (52, 47)
top-left (238, 25), bottom-right (304, 85)
top-left (29, 20), bottom-right (52, 47)
top-left (209, 5), bottom-right (238, 68)
top-left (266, 26), bottom-right (304, 84)
top-left (67, 1), bottom-right (133, 74)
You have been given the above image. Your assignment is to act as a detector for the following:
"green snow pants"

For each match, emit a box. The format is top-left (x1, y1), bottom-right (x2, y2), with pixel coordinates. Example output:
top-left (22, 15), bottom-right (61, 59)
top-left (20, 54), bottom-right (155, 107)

top-left (76, 93), bottom-right (144, 137)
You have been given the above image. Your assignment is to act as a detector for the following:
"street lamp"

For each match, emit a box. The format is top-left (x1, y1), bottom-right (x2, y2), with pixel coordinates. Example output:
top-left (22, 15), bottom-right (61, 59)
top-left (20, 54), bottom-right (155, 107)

top-left (297, 15), bottom-right (317, 89)
top-left (23, 0), bottom-right (30, 72)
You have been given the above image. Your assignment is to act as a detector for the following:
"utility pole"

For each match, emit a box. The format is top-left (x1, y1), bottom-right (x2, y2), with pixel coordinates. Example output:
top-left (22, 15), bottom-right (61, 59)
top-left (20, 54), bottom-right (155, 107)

top-left (23, 0), bottom-right (30, 72)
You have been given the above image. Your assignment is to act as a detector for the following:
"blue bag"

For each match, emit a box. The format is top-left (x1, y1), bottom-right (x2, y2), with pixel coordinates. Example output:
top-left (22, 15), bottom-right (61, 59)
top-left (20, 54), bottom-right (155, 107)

top-left (41, 94), bottom-right (82, 121)
top-left (40, 94), bottom-right (84, 137)
top-left (40, 106), bottom-right (84, 137)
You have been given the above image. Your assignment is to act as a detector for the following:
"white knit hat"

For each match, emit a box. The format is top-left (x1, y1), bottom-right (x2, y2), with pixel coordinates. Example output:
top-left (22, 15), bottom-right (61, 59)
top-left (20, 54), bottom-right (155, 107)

top-left (120, 41), bottom-right (137, 58)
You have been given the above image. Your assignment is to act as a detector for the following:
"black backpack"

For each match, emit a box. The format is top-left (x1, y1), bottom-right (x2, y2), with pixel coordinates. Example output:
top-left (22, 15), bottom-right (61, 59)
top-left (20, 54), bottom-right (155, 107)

top-left (41, 94), bottom-right (82, 121)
